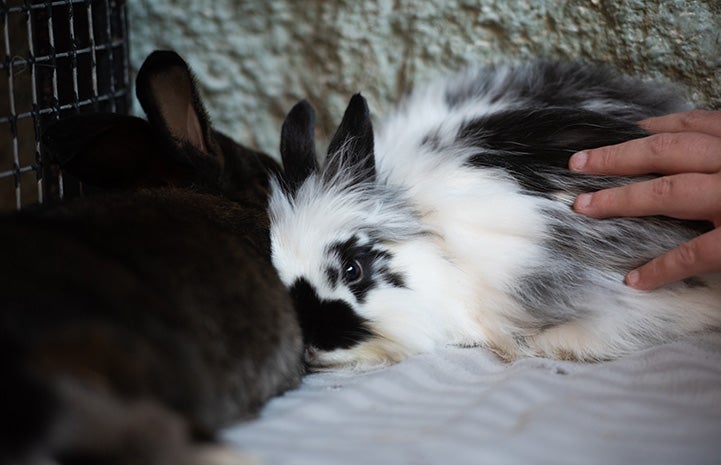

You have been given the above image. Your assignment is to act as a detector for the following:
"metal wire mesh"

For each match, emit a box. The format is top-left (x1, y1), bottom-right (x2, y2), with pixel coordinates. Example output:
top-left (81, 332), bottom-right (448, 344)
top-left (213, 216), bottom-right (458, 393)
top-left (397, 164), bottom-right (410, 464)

top-left (0, 0), bottom-right (130, 211)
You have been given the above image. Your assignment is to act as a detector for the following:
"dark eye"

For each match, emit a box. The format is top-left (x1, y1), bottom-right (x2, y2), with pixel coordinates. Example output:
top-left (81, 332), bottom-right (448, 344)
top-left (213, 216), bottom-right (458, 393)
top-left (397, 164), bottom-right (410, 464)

top-left (343, 259), bottom-right (363, 284)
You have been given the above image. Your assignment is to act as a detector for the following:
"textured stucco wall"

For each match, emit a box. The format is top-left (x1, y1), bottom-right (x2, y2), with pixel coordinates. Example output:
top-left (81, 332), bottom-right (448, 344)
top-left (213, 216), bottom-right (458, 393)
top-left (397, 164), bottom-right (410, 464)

top-left (128, 0), bottom-right (721, 158)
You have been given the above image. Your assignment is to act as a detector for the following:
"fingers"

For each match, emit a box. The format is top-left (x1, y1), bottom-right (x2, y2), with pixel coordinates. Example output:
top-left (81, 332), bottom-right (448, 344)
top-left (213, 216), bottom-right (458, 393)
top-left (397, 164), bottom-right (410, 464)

top-left (573, 172), bottom-right (721, 221)
top-left (625, 227), bottom-right (721, 290)
top-left (639, 110), bottom-right (721, 138)
top-left (569, 109), bottom-right (721, 290)
top-left (569, 110), bottom-right (721, 177)
top-left (569, 132), bottom-right (721, 176)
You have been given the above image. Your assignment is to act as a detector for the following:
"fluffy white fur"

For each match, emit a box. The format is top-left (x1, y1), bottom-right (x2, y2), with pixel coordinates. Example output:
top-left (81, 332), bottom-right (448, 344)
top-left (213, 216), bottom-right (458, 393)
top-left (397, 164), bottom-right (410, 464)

top-left (269, 61), bottom-right (721, 370)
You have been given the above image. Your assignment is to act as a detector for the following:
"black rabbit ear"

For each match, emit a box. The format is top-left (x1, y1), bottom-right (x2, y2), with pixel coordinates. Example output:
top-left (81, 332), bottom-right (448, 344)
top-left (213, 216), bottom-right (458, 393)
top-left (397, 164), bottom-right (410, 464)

top-left (325, 93), bottom-right (375, 184)
top-left (135, 50), bottom-right (215, 158)
top-left (40, 113), bottom-right (196, 189)
top-left (280, 99), bottom-right (318, 194)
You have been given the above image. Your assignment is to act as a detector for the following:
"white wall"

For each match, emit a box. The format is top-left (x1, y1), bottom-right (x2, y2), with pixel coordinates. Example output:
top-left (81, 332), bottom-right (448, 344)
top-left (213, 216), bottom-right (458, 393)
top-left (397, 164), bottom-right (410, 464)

top-left (128, 0), bottom-right (721, 158)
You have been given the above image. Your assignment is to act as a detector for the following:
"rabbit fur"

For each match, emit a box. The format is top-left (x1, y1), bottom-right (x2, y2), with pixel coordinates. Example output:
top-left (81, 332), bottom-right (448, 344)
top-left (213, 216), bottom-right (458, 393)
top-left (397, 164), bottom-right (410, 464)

top-left (270, 60), bottom-right (721, 370)
top-left (1, 51), bottom-right (303, 465)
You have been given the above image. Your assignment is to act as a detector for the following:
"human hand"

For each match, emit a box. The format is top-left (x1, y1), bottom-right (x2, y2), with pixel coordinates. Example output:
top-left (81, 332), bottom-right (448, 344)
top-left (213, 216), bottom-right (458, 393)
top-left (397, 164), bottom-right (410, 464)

top-left (568, 110), bottom-right (721, 290)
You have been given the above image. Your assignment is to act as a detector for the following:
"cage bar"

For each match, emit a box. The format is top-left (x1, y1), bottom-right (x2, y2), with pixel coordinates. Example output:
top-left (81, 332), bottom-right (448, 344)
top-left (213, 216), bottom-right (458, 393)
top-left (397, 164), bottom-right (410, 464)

top-left (0, 0), bottom-right (130, 211)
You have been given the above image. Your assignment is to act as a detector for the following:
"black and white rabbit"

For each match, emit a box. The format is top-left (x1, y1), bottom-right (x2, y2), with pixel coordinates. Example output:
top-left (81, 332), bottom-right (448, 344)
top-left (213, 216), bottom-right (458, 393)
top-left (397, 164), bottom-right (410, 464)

top-left (270, 60), bottom-right (721, 370)
top-left (1, 51), bottom-right (303, 465)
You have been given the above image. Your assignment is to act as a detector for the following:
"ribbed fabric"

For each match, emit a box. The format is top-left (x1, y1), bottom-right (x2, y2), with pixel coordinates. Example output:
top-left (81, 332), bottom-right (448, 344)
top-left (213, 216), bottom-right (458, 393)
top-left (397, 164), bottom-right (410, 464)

top-left (223, 333), bottom-right (721, 465)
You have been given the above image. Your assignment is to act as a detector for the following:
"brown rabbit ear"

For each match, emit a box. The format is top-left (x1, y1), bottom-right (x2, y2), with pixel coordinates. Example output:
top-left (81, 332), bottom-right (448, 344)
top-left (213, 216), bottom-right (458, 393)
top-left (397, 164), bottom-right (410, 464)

top-left (41, 113), bottom-right (194, 189)
top-left (135, 50), bottom-right (216, 159)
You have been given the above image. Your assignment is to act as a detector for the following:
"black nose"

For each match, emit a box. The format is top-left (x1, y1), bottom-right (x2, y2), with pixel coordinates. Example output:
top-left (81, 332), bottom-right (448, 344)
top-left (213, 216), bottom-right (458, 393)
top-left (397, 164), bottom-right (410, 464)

top-left (289, 278), bottom-right (373, 351)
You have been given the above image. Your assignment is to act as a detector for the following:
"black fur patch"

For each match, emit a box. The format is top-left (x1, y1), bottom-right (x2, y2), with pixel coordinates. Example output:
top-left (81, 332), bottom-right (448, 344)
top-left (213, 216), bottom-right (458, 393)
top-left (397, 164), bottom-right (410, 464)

top-left (380, 267), bottom-right (406, 289)
top-left (289, 278), bottom-right (372, 351)
top-left (0, 339), bottom-right (58, 460)
top-left (328, 236), bottom-right (406, 303)
top-left (459, 108), bottom-right (649, 196)
top-left (325, 266), bottom-right (340, 289)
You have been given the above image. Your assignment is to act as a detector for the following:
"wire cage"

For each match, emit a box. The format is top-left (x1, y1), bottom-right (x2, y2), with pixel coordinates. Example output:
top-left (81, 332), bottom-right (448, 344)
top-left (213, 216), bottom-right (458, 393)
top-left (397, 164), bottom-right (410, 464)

top-left (1, 0), bottom-right (130, 211)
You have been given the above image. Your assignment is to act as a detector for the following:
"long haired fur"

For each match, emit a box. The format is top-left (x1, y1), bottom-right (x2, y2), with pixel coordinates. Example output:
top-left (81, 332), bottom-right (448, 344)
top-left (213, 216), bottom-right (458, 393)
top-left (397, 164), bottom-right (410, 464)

top-left (2, 51), bottom-right (303, 465)
top-left (270, 60), bottom-right (721, 370)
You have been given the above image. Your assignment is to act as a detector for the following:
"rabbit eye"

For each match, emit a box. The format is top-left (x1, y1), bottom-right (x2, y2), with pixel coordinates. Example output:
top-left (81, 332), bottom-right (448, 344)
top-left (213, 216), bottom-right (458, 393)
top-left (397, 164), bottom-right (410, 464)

top-left (343, 259), bottom-right (363, 284)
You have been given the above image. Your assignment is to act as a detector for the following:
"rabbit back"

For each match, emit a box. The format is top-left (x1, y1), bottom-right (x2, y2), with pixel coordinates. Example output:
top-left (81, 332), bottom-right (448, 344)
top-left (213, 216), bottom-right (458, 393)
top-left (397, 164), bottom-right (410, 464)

top-left (2, 189), bottom-right (301, 428)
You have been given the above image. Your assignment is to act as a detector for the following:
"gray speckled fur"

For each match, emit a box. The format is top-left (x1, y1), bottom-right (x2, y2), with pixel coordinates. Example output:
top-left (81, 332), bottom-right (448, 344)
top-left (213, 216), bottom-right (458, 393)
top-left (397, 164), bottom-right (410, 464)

top-left (271, 60), bottom-right (721, 368)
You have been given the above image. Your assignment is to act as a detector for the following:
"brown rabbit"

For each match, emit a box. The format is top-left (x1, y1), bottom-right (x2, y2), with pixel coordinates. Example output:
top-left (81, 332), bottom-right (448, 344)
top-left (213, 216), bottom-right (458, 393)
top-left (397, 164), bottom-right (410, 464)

top-left (0, 51), bottom-right (303, 465)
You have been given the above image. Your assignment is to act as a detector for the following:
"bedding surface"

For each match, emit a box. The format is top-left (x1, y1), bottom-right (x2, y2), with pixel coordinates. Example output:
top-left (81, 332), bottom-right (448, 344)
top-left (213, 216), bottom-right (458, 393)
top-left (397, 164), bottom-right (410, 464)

top-left (223, 333), bottom-right (721, 465)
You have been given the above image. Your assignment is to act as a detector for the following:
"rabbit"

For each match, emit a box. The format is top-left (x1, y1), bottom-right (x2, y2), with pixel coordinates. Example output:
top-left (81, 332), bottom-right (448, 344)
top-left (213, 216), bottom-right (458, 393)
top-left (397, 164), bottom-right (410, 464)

top-left (269, 60), bottom-right (721, 371)
top-left (0, 50), bottom-right (303, 465)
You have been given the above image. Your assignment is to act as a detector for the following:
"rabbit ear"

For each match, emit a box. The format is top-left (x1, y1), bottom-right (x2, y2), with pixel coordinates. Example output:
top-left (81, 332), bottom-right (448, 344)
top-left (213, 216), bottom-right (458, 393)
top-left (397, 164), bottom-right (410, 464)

top-left (280, 100), bottom-right (318, 194)
top-left (41, 113), bottom-right (203, 189)
top-left (135, 50), bottom-right (215, 157)
top-left (325, 93), bottom-right (375, 184)
top-left (40, 51), bottom-right (223, 190)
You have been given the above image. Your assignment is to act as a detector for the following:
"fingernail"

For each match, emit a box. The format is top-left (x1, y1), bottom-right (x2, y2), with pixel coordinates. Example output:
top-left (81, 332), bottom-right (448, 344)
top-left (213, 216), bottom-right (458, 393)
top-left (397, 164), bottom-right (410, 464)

top-left (569, 151), bottom-right (588, 171)
top-left (574, 193), bottom-right (593, 211)
top-left (625, 270), bottom-right (641, 288)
